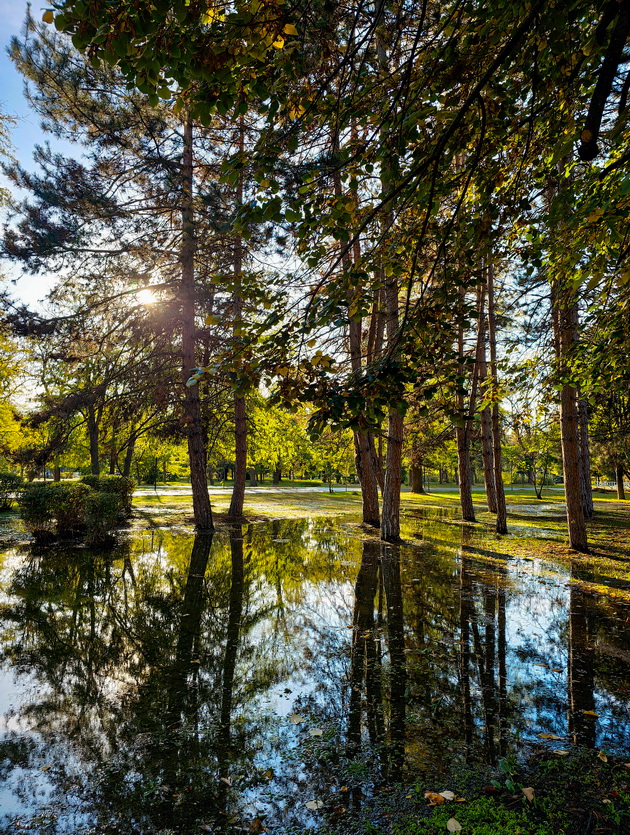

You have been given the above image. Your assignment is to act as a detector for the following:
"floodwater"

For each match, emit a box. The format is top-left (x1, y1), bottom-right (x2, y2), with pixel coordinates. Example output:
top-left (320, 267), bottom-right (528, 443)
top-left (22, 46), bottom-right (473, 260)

top-left (0, 510), bottom-right (629, 833)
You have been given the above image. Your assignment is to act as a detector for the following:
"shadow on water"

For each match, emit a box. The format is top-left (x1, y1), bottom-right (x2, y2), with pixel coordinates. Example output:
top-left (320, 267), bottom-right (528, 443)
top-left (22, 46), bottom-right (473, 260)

top-left (0, 514), bottom-right (629, 831)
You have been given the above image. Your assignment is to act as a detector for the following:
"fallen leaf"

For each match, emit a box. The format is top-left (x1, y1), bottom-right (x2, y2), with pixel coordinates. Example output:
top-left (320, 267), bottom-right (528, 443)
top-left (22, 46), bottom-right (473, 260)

top-left (447, 819), bottom-right (463, 832)
top-left (249, 819), bottom-right (268, 833)
top-left (289, 714), bottom-right (305, 724)
top-left (598, 751), bottom-right (608, 763)
top-left (602, 798), bottom-right (612, 804)
top-left (220, 776), bottom-right (232, 786)
top-left (439, 790), bottom-right (456, 801)
top-left (522, 787), bottom-right (535, 802)
top-left (552, 749), bottom-right (571, 756)
top-left (332, 806), bottom-right (346, 815)
top-left (305, 800), bottom-right (325, 811)
top-left (424, 791), bottom-right (445, 806)
top-left (455, 797), bottom-right (467, 802)
top-left (582, 710), bottom-right (599, 717)
top-left (538, 733), bottom-right (563, 740)
top-left (309, 728), bottom-right (324, 737)
top-left (340, 786), bottom-right (349, 792)
top-left (40, 765), bottom-right (52, 771)
top-left (262, 769), bottom-right (274, 780)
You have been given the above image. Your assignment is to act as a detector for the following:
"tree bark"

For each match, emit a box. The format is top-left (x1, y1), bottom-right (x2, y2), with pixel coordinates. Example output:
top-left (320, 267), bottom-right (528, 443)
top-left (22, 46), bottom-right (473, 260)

top-left (617, 464), bottom-right (626, 500)
top-left (122, 432), bottom-right (136, 478)
top-left (181, 117), bottom-right (213, 530)
top-left (228, 119), bottom-right (247, 522)
top-left (410, 462), bottom-right (425, 494)
top-left (551, 285), bottom-right (588, 551)
top-left (487, 262), bottom-right (507, 534)
top-left (332, 145), bottom-right (381, 528)
top-left (477, 292), bottom-right (497, 513)
top-left (86, 404), bottom-right (100, 476)
top-left (578, 398), bottom-right (594, 517)
top-left (456, 315), bottom-right (476, 522)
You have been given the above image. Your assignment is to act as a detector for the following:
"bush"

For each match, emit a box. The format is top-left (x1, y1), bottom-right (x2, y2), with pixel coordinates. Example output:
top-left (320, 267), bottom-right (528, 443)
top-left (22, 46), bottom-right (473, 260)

top-left (84, 491), bottom-right (121, 544)
top-left (80, 474), bottom-right (134, 517)
top-left (19, 482), bottom-right (90, 539)
top-left (19, 478), bottom-right (130, 542)
top-left (0, 472), bottom-right (24, 512)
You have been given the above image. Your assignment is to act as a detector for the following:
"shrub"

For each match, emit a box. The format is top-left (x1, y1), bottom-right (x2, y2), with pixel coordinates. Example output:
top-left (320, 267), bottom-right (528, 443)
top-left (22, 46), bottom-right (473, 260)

top-left (0, 472), bottom-right (24, 512)
top-left (19, 482), bottom-right (90, 539)
top-left (84, 491), bottom-right (121, 544)
top-left (80, 474), bottom-right (134, 517)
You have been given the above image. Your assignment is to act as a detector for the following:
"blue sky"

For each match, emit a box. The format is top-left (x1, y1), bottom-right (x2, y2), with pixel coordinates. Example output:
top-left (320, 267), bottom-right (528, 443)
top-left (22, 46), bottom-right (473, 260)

top-left (1, 1), bottom-right (61, 305)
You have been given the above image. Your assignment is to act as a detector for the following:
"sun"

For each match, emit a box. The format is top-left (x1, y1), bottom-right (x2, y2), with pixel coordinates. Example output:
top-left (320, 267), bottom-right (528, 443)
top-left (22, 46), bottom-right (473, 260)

top-left (137, 288), bottom-right (158, 305)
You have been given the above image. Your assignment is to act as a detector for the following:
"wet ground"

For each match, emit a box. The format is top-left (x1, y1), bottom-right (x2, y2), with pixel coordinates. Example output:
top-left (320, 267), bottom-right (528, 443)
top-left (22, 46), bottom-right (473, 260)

top-left (0, 504), bottom-right (629, 833)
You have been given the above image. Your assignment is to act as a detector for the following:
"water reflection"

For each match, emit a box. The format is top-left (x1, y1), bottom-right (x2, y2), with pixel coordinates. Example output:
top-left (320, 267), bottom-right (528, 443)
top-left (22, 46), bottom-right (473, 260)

top-left (0, 514), bottom-right (628, 831)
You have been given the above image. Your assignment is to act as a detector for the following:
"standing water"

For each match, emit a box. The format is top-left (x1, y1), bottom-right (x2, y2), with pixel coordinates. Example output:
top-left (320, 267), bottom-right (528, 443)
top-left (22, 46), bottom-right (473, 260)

top-left (0, 511), bottom-right (629, 832)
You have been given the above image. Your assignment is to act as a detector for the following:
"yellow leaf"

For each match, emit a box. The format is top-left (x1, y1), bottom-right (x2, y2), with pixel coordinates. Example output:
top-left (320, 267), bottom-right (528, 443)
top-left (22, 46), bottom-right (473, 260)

top-left (424, 791), bottom-right (445, 806)
top-left (283, 23), bottom-right (298, 35)
top-left (42, 9), bottom-right (54, 23)
top-left (552, 749), bottom-right (571, 756)
top-left (273, 35), bottom-right (285, 49)
top-left (538, 733), bottom-right (563, 740)
top-left (582, 710), bottom-right (599, 717)
top-left (597, 751), bottom-right (608, 763)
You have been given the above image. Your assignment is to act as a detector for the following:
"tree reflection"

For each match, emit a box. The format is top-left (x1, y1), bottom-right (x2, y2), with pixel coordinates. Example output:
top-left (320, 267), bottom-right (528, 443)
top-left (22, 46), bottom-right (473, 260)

top-left (568, 563), bottom-right (596, 748)
top-left (346, 540), bottom-right (406, 781)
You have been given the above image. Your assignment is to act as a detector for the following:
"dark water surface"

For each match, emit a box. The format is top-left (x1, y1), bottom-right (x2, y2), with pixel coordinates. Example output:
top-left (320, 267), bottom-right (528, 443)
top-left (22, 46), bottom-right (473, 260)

top-left (0, 511), bottom-right (629, 832)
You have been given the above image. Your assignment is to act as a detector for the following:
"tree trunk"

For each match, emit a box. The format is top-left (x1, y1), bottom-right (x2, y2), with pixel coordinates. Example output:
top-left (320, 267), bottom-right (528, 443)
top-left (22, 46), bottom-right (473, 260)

top-left (551, 285), bottom-right (588, 552)
top-left (578, 398), bottom-right (594, 517)
top-left (122, 433), bottom-right (136, 478)
top-left (273, 464), bottom-right (281, 485)
top-left (487, 262), bottom-right (507, 534)
top-left (181, 117), bottom-right (213, 530)
top-left (410, 462), bottom-right (425, 494)
top-left (456, 316), bottom-right (475, 522)
top-left (617, 464), bottom-right (626, 500)
top-left (477, 285), bottom-right (497, 513)
top-left (332, 143), bottom-right (381, 528)
top-left (228, 120), bottom-right (247, 522)
top-left (53, 465), bottom-right (61, 482)
top-left (86, 405), bottom-right (100, 476)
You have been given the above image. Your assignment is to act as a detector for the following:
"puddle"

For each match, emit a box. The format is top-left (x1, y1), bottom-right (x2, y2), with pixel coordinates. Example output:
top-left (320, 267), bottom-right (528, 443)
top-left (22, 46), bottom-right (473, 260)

top-left (0, 513), bottom-right (628, 832)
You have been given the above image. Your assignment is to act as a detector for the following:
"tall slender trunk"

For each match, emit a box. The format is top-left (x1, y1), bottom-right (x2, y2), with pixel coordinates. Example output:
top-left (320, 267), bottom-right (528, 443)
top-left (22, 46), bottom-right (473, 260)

top-left (381, 286), bottom-right (404, 541)
top-left (122, 431), bottom-right (136, 478)
top-left (86, 404), bottom-right (100, 476)
top-left (487, 263), bottom-right (507, 534)
top-left (228, 120), bottom-right (247, 522)
top-left (551, 285), bottom-right (588, 551)
top-left (332, 142), bottom-right (380, 527)
top-left (477, 289), bottom-right (497, 513)
top-left (181, 117), bottom-right (213, 530)
top-left (456, 316), bottom-right (475, 522)
top-left (578, 398), bottom-right (594, 517)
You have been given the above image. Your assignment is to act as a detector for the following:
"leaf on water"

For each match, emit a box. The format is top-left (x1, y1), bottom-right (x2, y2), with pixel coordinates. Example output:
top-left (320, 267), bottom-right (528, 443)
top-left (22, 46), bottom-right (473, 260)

top-left (305, 800), bottom-right (324, 811)
top-left (309, 728), bottom-right (324, 737)
top-left (552, 749), bottom-right (571, 756)
top-left (538, 733), bottom-right (563, 740)
top-left (289, 714), bottom-right (305, 724)
top-left (598, 751), bottom-right (608, 763)
top-left (522, 787), bottom-right (535, 802)
top-left (220, 776), bottom-right (233, 786)
top-left (439, 790), bottom-right (456, 801)
top-left (582, 710), bottom-right (599, 717)
top-left (249, 818), bottom-right (269, 833)
top-left (447, 819), bottom-right (463, 832)
top-left (40, 765), bottom-right (52, 771)
top-left (424, 791), bottom-right (445, 806)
